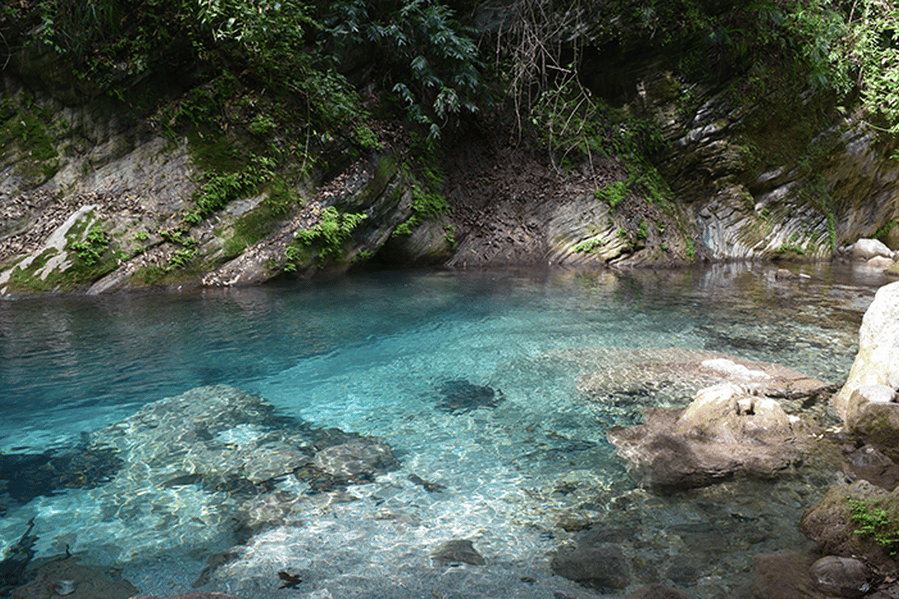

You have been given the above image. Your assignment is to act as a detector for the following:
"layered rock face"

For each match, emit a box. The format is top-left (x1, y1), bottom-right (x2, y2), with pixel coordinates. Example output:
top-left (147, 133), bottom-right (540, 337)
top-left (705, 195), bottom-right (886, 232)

top-left (2, 38), bottom-right (899, 294)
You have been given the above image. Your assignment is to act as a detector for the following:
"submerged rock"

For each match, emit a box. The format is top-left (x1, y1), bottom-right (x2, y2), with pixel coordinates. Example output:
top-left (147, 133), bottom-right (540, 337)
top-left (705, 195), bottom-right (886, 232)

top-left (751, 552), bottom-right (832, 599)
top-left (312, 437), bottom-right (398, 481)
top-left (607, 383), bottom-right (818, 491)
top-left (0, 519), bottom-right (37, 596)
top-left (550, 542), bottom-right (630, 591)
top-left (435, 379), bottom-right (504, 414)
top-left (0, 445), bottom-right (121, 513)
top-left (579, 348), bottom-right (829, 407)
top-left (628, 583), bottom-right (695, 599)
top-left (9, 557), bottom-right (139, 599)
top-left (430, 539), bottom-right (486, 566)
top-left (129, 594), bottom-right (244, 599)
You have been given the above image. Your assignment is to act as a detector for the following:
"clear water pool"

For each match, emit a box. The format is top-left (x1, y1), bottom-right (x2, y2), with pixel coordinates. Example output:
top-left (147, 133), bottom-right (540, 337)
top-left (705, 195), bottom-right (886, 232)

top-left (0, 263), bottom-right (883, 598)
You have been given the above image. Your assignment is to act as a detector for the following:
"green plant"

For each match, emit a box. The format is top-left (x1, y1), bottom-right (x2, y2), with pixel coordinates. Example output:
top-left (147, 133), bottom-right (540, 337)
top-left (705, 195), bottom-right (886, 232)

top-left (393, 158), bottom-right (448, 236)
top-left (637, 218), bottom-right (649, 240)
top-left (288, 206), bottom-right (367, 267)
top-left (325, 0), bottom-right (485, 146)
top-left (876, 220), bottom-right (898, 240)
top-left (595, 181), bottom-right (629, 209)
top-left (70, 225), bottom-right (109, 266)
top-left (848, 496), bottom-right (899, 556)
top-left (168, 247), bottom-right (197, 270)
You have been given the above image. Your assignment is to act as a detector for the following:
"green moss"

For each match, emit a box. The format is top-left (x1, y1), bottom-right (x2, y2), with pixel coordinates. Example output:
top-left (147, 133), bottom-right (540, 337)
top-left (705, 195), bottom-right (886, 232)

top-left (2, 110), bottom-right (60, 184)
top-left (392, 159), bottom-right (448, 237)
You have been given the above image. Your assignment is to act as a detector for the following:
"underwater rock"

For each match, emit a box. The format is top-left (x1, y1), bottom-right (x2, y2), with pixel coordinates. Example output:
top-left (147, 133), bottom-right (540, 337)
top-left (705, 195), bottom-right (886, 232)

top-left (550, 542), bottom-right (630, 591)
top-left (578, 348), bottom-right (828, 409)
top-left (90, 385), bottom-right (313, 490)
top-left (0, 445), bottom-right (121, 513)
top-left (129, 594), bottom-right (244, 599)
top-left (435, 379), bottom-right (504, 414)
top-left (312, 436), bottom-right (398, 481)
top-left (628, 583), bottom-right (695, 599)
top-left (430, 539), bottom-right (486, 566)
top-left (0, 518), bottom-right (36, 596)
top-left (607, 383), bottom-right (817, 492)
top-left (750, 552), bottom-right (831, 599)
top-left (9, 557), bottom-right (139, 599)
top-left (407, 473), bottom-right (447, 493)
top-left (64, 385), bottom-right (397, 561)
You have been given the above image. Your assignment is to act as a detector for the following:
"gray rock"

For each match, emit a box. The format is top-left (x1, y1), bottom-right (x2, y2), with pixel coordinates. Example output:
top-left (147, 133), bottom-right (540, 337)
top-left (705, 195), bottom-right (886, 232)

top-left (628, 583), bottom-right (695, 599)
top-left (851, 238), bottom-right (896, 260)
top-left (800, 480), bottom-right (899, 571)
top-left (809, 556), bottom-right (871, 598)
top-left (430, 539), bottom-right (485, 566)
top-left (607, 383), bottom-right (815, 491)
top-left (835, 281), bottom-right (899, 421)
top-left (550, 543), bottom-right (630, 590)
top-left (867, 256), bottom-right (897, 270)
top-left (868, 586), bottom-right (899, 599)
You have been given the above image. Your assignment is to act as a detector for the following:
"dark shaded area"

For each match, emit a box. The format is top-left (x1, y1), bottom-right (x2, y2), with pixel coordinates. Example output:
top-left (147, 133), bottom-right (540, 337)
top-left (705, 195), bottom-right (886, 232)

top-left (0, 518), bottom-right (36, 597)
top-left (0, 445), bottom-right (122, 514)
top-left (435, 379), bottom-right (504, 414)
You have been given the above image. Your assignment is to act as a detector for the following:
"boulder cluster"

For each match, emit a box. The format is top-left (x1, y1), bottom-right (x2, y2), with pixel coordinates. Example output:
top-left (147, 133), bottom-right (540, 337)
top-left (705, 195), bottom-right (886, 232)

top-left (597, 280), bottom-right (899, 598)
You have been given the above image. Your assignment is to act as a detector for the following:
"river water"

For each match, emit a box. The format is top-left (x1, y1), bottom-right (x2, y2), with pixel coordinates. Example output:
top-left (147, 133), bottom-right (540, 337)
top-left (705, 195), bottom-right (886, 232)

top-left (0, 263), bottom-right (886, 598)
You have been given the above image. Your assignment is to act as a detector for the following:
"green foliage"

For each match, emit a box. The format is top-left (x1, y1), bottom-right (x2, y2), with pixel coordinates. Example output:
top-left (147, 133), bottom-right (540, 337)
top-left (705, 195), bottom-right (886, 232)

top-left (70, 225), bottom-right (109, 266)
top-left (393, 159), bottom-right (448, 237)
top-left (186, 153), bottom-right (275, 224)
top-left (876, 220), bottom-right (899, 240)
top-left (595, 181), bottom-right (629, 209)
top-left (286, 206), bottom-right (367, 270)
top-left (849, 496), bottom-right (899, 556)
top-left (324, 0), bottom-right (484, 146)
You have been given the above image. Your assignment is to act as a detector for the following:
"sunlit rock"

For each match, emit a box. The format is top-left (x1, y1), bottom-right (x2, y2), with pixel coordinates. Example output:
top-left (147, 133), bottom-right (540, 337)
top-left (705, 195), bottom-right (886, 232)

top-left (850, 238), bottom-right (896, 261)
top-left (607, 383), bottom-right (817, 492)
top-left (835, 281), bottom-right (899, 421)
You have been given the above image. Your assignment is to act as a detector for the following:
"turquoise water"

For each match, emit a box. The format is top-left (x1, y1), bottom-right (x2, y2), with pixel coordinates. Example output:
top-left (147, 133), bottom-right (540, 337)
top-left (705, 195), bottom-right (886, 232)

top-left (0, 264), bottom-right (881, 598)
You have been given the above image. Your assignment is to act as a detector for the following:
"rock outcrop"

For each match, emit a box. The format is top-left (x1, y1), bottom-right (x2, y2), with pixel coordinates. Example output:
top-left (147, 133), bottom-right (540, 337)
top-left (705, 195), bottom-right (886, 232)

top-left (607, 382), bottom-right (819, 491)
top-left (834, 281), bottom-right (899, 422)
top-left (800, 480), bottom-right (899, 574)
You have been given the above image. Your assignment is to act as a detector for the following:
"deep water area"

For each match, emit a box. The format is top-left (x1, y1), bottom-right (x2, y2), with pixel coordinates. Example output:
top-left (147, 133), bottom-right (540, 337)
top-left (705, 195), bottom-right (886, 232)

top-left (0, 263), bottom-right (886, 598)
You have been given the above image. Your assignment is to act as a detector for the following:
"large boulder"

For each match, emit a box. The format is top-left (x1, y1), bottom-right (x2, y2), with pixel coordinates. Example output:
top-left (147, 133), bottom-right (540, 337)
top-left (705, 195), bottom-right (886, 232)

top-left (834, 281), bottom-right (899, 422)
top-left (607, 383), bottom-right (818, 491)
top-left (849, 238), bottom-right (897, 261)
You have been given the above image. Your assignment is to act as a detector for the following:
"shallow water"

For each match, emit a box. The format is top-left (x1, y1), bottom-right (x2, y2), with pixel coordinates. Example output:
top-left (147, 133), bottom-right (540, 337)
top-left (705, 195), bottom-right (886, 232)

top-left (0, 263), bottom-right (886, 598)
